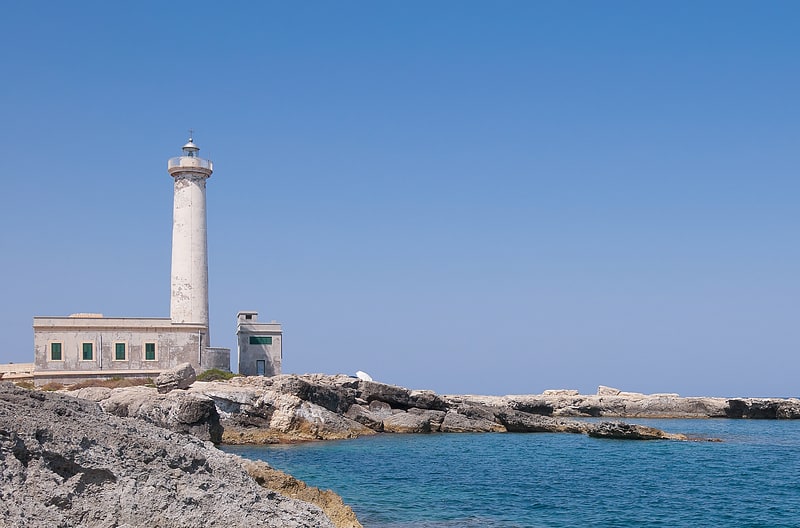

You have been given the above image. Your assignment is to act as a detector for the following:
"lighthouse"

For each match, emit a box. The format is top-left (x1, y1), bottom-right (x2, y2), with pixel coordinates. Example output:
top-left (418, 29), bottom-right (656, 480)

top-left (168, 136), bottom-right (212, 332)
top-left (31, 135), bottom-right (284, 386)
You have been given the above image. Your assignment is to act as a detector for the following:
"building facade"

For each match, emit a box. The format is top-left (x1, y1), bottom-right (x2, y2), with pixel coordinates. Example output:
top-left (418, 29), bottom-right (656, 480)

top-left (32, 137), bottom-right (273, 385)
top-left (236, 311), bottom-right (282, 376)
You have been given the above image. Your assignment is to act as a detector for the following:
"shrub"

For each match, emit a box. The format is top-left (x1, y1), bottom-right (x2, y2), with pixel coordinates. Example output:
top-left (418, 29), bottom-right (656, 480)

top-left (41, 382), bottom-right (65, 391)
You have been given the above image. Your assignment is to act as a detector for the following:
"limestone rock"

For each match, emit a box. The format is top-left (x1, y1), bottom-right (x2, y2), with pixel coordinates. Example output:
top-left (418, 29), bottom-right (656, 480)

top-left (597, 385), bottom-right (621, 396)
top-left (383, 411), bottom-right (437, 433)
top-left (726, 398), bottom-right (800, 419)
top-left (440, 411), bottom-right (506, 433)
top-left (587, 421), bottom-right (686, 440)
top-left (543, 389), bottom-right (580, 396)
top-left (0, 382), bottom-right (337, 528)
top-left (272, 374), bottom-right (356, 414)
top-left (495, 410), bottom-right (588, 434)
top-left (358, 380), bottom-right (413, 409)
top-left (155, 362), bottom-right (196, 393)
top-left (243, 459), bottom-right (363, 528)
top-left (70, 385), bottom-right (113, 401)
top-left (117, 374), bottom-right (753, 442)
top-left (344, 403), bottom-right (388, 431)
top-left (98, 385), bottom-right (222, 443)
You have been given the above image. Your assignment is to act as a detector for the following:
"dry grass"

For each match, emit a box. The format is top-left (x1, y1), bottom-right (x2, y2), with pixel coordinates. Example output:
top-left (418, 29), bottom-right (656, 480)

top-left (68, 377), bottom-right (152, 390)
top-left (40, 382), bottom-right (65, 391)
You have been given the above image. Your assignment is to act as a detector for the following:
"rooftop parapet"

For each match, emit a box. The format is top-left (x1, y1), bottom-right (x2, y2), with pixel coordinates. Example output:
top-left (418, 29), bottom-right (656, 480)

top-left (168, 156), bottom-right (213, 174)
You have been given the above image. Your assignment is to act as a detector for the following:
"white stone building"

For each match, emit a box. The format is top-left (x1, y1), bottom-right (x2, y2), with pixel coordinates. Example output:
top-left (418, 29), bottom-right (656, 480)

top-left (32, 138), bottom-right (282, 385)
top-left (236, 311), bottom-right (282, 377)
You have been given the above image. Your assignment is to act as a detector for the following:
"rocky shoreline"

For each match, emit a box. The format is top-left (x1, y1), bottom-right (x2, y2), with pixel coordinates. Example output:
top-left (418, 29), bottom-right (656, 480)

top-left (6, 371), bottom-right (796, 526)
top-left (67, 372), bottom-right (800, 445)
top-left (0, 381), bottom-right (360, 528)
top-left (193, 374), bottom-right (798, 442)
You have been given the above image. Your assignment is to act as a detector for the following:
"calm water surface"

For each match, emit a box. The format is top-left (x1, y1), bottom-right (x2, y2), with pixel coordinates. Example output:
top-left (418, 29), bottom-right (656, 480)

top-left (224, 419), bottom-right (800, 527)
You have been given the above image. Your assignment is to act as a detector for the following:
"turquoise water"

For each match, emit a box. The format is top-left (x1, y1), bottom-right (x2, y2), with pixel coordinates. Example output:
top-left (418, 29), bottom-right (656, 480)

top-left (224, 419), bottom-right (800, 527)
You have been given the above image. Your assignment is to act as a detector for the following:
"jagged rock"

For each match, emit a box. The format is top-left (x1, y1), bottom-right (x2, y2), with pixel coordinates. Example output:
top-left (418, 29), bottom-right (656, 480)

top-left (192, 375), bottom-right (721, 440)
top-left (0, 382), bottom-right (337, 528)
top-left (440, 411), bottom-right (506, 433)
top-left (726, 398), bottom-right (800, 419)
top-left (778, 400), bottom-right (800, 419)
top-left (82, 374), bottom-right (764, 444)
top-left (155, 362), bottom-right (196, 393)
top-left (510, 398), bottom-right (554, 416)
top-left (587, 421), bottom-right (685, 440)
top-left (495, 410), bottom-right (588, 434)
top-left (70, 386), bottom-right (113, 401)
top-left (98, 385), bottom-right (222, 443)
top-left (597, 385), bottom-right (621, 396)
top-left (344, 403), bottom-right (388, 431)
top-left (542, 389), bottom-right (580, 396)
top-left (453, 402), bottom-right (502, 422)
top-left (272, 375), bottom-right (356, 414)
top-left (242, 459), bottom-right (363, 528)
top-left (383, 410), bottom-right (438, 433)
top-left (358, 380), bottom-right (413, 409)
top-left (221, 391), bottom-right (375, 444)
top-left (408, 389), bottom-right (449, 411)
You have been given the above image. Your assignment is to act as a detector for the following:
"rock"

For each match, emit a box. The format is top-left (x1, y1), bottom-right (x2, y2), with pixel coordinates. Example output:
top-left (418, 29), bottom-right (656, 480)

top-left (543, 389), bottom-right (580, 396)
top-left (587, 421), bottom-right (686, 440)
top-left (777, 399), bottom-right (800, 419)
top-left (510, 398), bottom-right (554, 416)
top-left (597, 385), bottom-right (621, 396)
top-left (0, 382), bottom-right (337, 528)
top-left (358, 380), bottom-right (413, 409)
top-left (70, 385), bottom-right (113, 401)
top-left (495, 410), bottom-right (588, 434)
top-left (155, 362), bottom-right (196, 393)
top-left (242, 459), bottom-right (363, 528)
top-left (272, 375), bottom-right (355, 414)
top-left (440, 411), bottom-right (506, 433)
top-left (383, 411), bottom-right (437, 433)
top-left (344, 403), bottom-right (387, 431)
top-left (726, 398), bottom-right (800, 419)
top-left (99, 385), bottom-right (222, 443)
top-left (618, 391), bottom-right (646, 398)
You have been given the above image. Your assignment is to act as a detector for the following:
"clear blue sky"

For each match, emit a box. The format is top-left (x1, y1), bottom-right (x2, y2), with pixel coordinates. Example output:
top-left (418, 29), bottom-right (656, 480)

top-left (1, 2), bottom-right (797, 397)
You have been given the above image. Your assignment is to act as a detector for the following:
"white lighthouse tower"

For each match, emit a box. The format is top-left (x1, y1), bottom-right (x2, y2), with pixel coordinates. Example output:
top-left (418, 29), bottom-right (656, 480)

top-left (168, 136), bottom-right (212, 332)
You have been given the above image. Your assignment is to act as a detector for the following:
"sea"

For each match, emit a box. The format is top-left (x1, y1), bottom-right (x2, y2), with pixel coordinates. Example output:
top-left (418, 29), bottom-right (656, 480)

top-left (223, 419), bottom-right (800, 528)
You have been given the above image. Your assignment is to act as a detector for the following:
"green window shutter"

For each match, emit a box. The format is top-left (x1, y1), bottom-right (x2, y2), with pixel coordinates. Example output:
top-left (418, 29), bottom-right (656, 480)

top-left (115, 342), bottom-right (126, 360)
top-left (249, 336), bottom-right (273, 345)
top-left (82, 342), bottom-right (93, 361)
top-left (50, 342), bottom-right (62, 361)
top-left (145, 343), bottom-right (156, 361)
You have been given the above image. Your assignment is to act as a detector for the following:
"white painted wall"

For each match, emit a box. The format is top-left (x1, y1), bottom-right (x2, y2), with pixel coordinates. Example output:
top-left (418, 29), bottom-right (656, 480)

top-left (169, 159), bottom-right (211, 329)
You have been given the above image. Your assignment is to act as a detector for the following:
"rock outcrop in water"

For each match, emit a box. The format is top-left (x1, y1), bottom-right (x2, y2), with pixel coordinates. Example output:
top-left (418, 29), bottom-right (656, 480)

top-left (0, 381), bottom-right (340, 528)
top-left (176, 375), bottom-right (692, 442)
top-left (61, 375), bottom-right (795, 444)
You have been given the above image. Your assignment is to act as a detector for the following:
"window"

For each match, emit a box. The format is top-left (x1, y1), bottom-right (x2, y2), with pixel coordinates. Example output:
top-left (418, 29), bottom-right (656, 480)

top-left (115, 342), bottom-right (127, 361)
top-left (249, 336), bottom-right (272, 345)
top-left (144, 342), bottom-right (156, 361)
top-left (82, 342), bottom-right (94, 361)
top-left (50, 342), bottom-right (62, 361)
